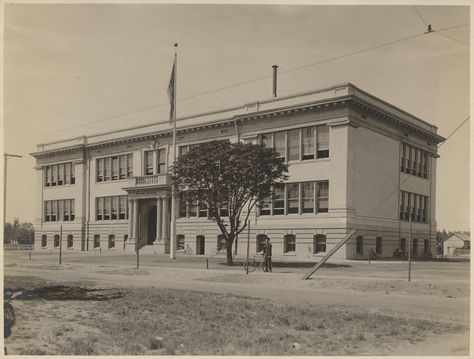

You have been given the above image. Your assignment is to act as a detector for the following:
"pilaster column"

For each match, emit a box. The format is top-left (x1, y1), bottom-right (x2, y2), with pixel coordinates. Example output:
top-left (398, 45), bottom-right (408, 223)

top-left (128, 199), bottom-right (133, 240)
top-left (133, 199), bottom-right (139, 240)
top-left (156, 197), bottom-right (163, 241)
top-left (161, 196), bottom-right (169, 240)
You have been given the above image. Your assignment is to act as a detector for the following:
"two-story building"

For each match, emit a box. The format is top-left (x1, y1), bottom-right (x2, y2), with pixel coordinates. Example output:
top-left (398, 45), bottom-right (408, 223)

top-left (31, 83), bottom-right (444, 259)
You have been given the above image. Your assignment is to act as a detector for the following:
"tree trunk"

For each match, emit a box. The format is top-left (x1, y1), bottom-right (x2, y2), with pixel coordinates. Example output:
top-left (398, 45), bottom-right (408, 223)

top-left (226, 236), bottom-right (234, 266)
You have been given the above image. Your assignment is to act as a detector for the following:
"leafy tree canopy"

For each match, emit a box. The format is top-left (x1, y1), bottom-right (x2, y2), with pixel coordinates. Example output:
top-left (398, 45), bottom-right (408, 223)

top-left (173, 140), bottom-right (288, 265)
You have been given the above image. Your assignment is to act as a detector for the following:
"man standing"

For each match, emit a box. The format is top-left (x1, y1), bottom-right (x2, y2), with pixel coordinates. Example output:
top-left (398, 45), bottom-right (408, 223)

top-left (263, 236), bottom-right (272, 272)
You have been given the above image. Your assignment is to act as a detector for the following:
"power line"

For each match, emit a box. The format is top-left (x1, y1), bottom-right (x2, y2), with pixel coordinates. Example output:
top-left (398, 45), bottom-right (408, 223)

top-left (438, 116), bottom-right (470, 148)
top-left (413, 5), bottom-right (428, 27)
top-left (434, 31), bottom-right (469, 46)
top-left (10, 23), bottom-right (470, 145)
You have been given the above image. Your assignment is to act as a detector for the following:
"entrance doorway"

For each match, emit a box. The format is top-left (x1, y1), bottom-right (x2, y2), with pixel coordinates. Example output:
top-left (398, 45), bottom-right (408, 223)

top-left (147, 206), bottom-right (157, 245)
top-left (196, 235), bottom-right (205, 255)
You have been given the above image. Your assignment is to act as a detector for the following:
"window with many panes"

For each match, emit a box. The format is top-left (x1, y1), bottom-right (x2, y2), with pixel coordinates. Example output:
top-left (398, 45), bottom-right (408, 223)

top-left (44, 199), bottom-right (75, 222)
top-left (286, 183), bottom-right (299, 214)
top-left (313, 234), bottom-right (326, 254)
top-left (96, 196), bottom-right (128, 221)
top-left (177, 234), bottom-right (185, 250)
top-left (97, 154), bottom-right (133, 182)
top-left (284, 234), bottom-right (296, 253)
top-left (44, 163), bottom-right (75, 187)
top-left (317, 181), bottom-right (329, 212)
top-left (401, 143), bottom-right (429, 179)
top-left (259, 125), bottom-right (330, 162)
top-left (144, 151), bottom-right (154, 175)
top-left (273, 185), bottom-right (285, 215)
top-left (399, 191), bottom-right (428, 223)
top-left (41, 235), bottom-right (47, 247)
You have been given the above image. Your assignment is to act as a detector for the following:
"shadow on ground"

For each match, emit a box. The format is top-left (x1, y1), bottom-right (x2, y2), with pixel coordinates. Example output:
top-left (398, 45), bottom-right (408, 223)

top-left (219, 261), bottom-right (352, 269)
top-left (4, 286), bottom-right (124, 301)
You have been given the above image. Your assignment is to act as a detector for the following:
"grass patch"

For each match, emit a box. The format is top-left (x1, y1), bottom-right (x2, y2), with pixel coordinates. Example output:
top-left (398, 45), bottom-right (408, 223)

top-left (4, 276), bottom-right (465, 356)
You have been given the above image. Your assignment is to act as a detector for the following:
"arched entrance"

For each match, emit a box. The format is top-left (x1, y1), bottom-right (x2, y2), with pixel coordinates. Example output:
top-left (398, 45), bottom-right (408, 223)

top-left (147, 206), bottom-right (157, 245)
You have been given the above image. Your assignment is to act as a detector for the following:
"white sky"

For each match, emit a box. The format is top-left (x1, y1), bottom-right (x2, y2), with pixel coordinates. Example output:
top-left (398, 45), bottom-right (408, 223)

top-left (3, 3), bottom-right (470, 231)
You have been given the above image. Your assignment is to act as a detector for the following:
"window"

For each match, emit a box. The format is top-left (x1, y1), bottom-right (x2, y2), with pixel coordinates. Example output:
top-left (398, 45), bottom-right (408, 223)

top-left (424, 239), bottom-right (430, 255)
top-left (96, 196), bottom-right (128, 221)
top-left (51, 166), bottom-right (56, 186)
top-left (274, 131), bottom-right (286, 161)
top-left (356, 236), bottom-right (363, 255)
top-left (157, 149), bottom-right (166, 174)
top-left (70, 200), bottom-right (75, 221)
top-left (45, 201), bottom-right (51, 222)
top-left (412, 238), bottom-right (418, 256)
top-left (376, 236), bottom-right (382, 255)
top-left (51, 201), bottom-right (57, 222)
top-left (58, 200), bottom-right (63, 222)
top-left (198, 201), bottom-right (208, 218)
top-left (256, 234), bottom-right (267, 252)
top-left (57, 164), bottom-right (64, 185)
top-left (217, 234), bottom-right (226, 251)
top-left (260, 133), bottom-right (272, 148)
top-left (70, 163), bottom-right (75, 184)
top-left (111, 156), bottom-right (119, 180)
top-left (94, 235), bottom-right (100, 248)
top-left (41, 235), bottom-right (47, 247)
top-left (97, 154), bottom-right (133, 182)
top-left (287, 183), bottom-right (299, 214)
top-left (284, 234), bottom-right (296, 253)
top-left (177, 234), bottom-right (185, 250)
top-left (317, 181), bottom-right (329, 213)
top-left (317, 126), bottom-right (329, 158)
top-left (108, 235), bottom-right (115, 249)
top-left (273, 185), bottom-right (285, 215)
top-left (400, 191), bottom-right (428, 223)
top-left (401, 143), bottom-right (429, 179)
top-left (104, 157), bottom-right (111, 181)
top-left (45, 167), bottom-right (51, 187)
top-left (67, 235), bottom-right (73, 248)
top-left (302, 182), bottom-right (314, 213)
top-left (178, 146), bottom-right (189, 157)
top-left (259, 194), bottom-right (271, 216)
top-left (144, 151), bottom-right (154, 175)
top-left (219, 202), bottom-right (228, 217)
top-left (54, 234), bottom-right (60, 248)
top-left (287, 129), bottom-right (300, 161)
top-left (302, 127), bottom-right (315, 160)
top-left (189, 200), bottom-right (197, 217)
top-left (400, 238), bottom-right (406, 255)
top-left (314, 234), bottom-right (326, 254)
top-left (179, 193), bottom-right (188, 218)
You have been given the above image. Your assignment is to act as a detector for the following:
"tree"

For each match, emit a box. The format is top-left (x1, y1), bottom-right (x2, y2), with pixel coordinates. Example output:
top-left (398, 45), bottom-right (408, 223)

top-left (173, 141), bottom-right (288, 265)
top-left (3, 218), bottom-right (34, 244)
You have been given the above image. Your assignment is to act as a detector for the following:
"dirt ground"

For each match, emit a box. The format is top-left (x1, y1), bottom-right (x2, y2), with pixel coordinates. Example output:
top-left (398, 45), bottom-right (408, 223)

top-left (3, 251), bottom-right (470, 355)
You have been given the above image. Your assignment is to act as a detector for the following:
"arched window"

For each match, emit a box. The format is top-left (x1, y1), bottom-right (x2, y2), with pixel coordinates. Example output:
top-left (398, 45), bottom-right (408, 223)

top-left (177, 234), bottom-right (185, 250)
top-left (67, 235), bottom-right (73, 248)
top-left (424, 239), bottom-right (430, 255)
top-left (284, 234), bottom-right (296, 253)
top-left (256, 234), bottom-right (267, 253)
top-left (108, 235), bottom-right (115, 249)
top-left (313, 234), bottom-right (326, 254)
top-left (217, 234), bottom-right (226, 251)
top-left (412, 238), bottom-right (418, 256)
top-left (94, 235), bottom-right (100, 248)
top-left (400, 238), bottom-right (406, 255)
top-left (54, 234), bottom-right (60, 248)
top-left (376, 236), bottom-right (383, 255)
top-left (356, 236), bottom-right (364, 255)
top-left (41, 235), bottom-right (47, 248)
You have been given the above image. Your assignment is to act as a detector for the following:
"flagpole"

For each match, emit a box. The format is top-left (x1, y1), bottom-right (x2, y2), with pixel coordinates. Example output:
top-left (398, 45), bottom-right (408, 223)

top-left (170, 43), bottom-right (178, 260)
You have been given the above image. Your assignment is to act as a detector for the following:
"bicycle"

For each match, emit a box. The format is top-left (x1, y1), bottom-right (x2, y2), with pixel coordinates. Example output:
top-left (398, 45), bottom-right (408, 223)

top-left (210, 247), bottom-right (227, 256)
top-left (242, 254), bottom-right (265, 272)
top-left (177, 244), bottom-right (193, 255)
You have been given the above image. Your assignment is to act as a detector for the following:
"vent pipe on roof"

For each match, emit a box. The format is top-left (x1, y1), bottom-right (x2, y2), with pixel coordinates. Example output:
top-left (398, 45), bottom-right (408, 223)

top-left (272, 65), bottom-right (278, 98)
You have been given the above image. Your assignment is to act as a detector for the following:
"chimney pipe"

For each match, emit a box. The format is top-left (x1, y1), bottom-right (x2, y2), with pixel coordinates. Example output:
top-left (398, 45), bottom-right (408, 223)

top-left (272, 65), bottom-right (278, 98)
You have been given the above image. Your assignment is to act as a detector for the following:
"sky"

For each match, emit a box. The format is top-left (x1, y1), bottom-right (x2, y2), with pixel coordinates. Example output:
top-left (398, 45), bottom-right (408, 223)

top-left (3, 3), bottom-right (470, 231)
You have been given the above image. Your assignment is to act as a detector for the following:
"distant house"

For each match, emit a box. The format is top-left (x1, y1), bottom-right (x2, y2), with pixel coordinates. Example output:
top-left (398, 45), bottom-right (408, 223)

top-left (443, 233), bottom-right (470, 257)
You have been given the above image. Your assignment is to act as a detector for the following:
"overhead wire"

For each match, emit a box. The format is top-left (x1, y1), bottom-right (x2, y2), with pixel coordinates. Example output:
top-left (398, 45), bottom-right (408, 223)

top-left (8, 21), bottom-right (470, 146)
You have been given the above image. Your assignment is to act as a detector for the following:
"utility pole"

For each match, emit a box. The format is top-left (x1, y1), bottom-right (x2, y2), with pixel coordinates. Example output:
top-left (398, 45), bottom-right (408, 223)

top-left (408, 214), bottom-right (412, 282)
top-left (3, 154), bottom-right (22, 236)
top-left (245, 220), bottom-right (250, 275)
top-left (59, 225), bottom-right (63, 264)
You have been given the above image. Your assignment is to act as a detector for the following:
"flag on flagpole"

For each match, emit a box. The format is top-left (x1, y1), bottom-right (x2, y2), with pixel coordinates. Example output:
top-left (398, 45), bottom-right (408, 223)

top-left (167, 59), bottom-right (176, 123)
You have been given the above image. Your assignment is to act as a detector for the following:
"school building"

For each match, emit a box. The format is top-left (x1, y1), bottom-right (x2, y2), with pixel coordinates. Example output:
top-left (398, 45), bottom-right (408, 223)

top-left (31, 83), bottom-right (444, 259)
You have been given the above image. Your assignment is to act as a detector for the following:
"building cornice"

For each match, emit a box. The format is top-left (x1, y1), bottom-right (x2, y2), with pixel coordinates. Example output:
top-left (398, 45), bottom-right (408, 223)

top-left (31, 83), bottom-right (445, 157)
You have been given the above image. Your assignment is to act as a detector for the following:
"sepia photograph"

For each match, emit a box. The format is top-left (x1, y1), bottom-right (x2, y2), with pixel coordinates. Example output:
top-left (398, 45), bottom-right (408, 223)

top-left (2, 2), bottom-right (470, 356)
